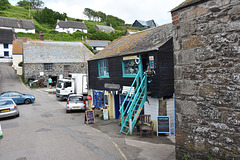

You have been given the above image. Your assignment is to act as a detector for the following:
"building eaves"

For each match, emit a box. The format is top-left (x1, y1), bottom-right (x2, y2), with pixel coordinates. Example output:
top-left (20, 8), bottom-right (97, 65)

top-left (89, 23), bottom-right (172, 61)
top-left (171, 0), bottom-right (209, 12)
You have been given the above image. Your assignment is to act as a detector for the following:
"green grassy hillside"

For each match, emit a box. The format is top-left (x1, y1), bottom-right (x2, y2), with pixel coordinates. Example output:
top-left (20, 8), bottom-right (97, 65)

top-left (1, 5), bottom-right (140, 42)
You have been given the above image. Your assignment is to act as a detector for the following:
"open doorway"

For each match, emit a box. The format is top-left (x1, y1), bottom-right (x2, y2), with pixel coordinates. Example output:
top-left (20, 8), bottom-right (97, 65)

top-left (51, 76), bottom-right (57, 87)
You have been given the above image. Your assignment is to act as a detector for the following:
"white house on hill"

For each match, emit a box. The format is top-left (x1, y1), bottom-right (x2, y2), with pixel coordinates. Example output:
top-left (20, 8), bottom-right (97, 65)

top-left (55, 19), bottom-right (88, 33)
top-left (0, 16), bottom-right (35, 34)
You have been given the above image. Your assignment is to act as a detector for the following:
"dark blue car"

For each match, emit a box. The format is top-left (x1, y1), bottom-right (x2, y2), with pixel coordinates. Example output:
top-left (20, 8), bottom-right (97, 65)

top-left (0, 92), bottom-right (35, 104)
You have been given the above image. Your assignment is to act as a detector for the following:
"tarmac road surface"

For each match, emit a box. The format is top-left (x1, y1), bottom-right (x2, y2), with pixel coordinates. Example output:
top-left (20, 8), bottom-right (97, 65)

top-left (0, 63), bottom-right (176, 160)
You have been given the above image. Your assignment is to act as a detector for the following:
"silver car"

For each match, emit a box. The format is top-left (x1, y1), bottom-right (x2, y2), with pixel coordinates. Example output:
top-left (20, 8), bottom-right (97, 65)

top-left (66, 94), bottom-right (86, 113)
top-left (0, 99), bottom-right (19, 118)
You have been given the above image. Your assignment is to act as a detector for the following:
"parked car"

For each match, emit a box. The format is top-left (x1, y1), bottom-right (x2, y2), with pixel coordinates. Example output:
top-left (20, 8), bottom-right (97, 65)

top-left (0, 99), bottom-right (19, 118)
top-left (66, 94), bottom-right (86, 113)
top-left (0, 91), bottom-right (35, 104)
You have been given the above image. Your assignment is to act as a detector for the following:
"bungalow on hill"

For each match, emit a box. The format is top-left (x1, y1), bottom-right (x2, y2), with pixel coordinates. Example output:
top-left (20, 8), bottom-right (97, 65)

top-left (0, 16), bottom-right (35, 33)
top-left (85, 40), bottom-right (111, 51)
top-left (55, 19), bottom-right (88, 33)
top-left (94, 23), bottom-right (115, 33)
top-left (23, 41), bottom-right (94, 86)
top-left (0, 28), bottom-right (15, 59)
top-left (131, 20), bottom-right (157, 28)
top-left (87, 23), bottom-right (174, 134)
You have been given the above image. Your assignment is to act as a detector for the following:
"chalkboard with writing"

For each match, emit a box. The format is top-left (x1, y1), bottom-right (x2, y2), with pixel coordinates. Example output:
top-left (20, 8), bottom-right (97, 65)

top-left (85, 110), bottom-right (95, 124)
top-left (157, 116), bottom-right (171, 136)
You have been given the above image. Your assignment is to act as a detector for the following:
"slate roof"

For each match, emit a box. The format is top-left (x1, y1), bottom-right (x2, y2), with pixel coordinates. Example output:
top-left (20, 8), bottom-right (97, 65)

top-left (125, 29), bottom-right (140, 35)
top-left (0, 28), bottom-right (14, 44)
top-left (89, 23), bottom-right (172, 61)
top-left (95, 24), bottom-right (115, 33)
top-left (132, 20), bottom-right (157, 28)
top-left (12, 38), bottom-right (30, 55)
top-left (56, 20), bottom-right (87, 30)
top-left (85, 40), bottom-right (110, 47)
top-left (171, 0), bottom-right (207, 12)
top-left (23, 41), bottom-right (94, 63)
top-left (0, 16), bottom-right (35, 29)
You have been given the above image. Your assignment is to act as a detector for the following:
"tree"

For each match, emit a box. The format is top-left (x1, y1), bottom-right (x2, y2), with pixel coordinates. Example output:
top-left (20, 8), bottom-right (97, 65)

top-left (17, 0), bottom-right (30, 9)
top-left (83, 8), bottom-right (94, 20)
top-left (0, 0), bottom-right (11, 10)
top-left (34, 7), bottom-right (67, 27)
top-left (17, 0), bottom-right (43, 10)
top-left (97, 11), bottom-right (106, 22)
top-left (30, 0), bottom-right (44, 10)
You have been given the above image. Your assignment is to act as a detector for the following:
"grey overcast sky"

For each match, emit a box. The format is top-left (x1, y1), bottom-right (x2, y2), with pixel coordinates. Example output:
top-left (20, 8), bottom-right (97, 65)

top-left (10, 0), bottom-right (183, 26)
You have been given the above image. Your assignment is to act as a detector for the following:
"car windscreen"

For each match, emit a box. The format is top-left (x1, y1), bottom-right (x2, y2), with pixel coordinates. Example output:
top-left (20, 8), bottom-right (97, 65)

top-left (0, 100), bottom-right (14, 106)
top-left (69, 96), bottom-right (83, 102)
top-left (57, 81), bottom-right (63, 88)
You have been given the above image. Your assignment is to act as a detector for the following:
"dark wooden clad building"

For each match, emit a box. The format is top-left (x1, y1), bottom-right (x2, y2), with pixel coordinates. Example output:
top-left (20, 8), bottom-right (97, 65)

top-left (88, 38), bottom-right (174, 98)
top-left (87, 23), bottom-right (174, 120)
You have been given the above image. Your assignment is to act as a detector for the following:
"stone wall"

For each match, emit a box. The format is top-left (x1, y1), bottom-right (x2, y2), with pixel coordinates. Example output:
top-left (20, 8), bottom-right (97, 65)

top-left (23, 63), bottom-right (86, 85)
top-left (172, 0), bottom-right (240, 159)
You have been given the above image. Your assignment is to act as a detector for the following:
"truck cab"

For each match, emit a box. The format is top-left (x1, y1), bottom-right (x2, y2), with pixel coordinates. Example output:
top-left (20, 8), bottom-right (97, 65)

top-left (56, 73), bottom-right (87, 100)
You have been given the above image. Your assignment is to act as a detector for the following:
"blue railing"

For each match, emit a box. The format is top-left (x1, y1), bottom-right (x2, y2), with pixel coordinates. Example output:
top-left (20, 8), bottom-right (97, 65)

top-left (120, 55), bottom-right (147, 134)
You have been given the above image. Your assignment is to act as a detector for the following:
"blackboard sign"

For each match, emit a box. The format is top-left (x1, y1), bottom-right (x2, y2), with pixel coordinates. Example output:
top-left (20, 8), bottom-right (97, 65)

top-left (157, 116), bottom-right (171, 136)
top-left (85, 110), bottom-right (95, 124)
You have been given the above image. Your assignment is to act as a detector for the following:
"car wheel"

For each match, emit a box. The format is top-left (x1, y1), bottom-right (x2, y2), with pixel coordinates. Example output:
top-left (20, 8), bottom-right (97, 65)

top-left (24, 99), bottom-right (31, 104)
top-left (66, 110), bottom-right (70, 113)
top-left (16, 113), bottom-right (20, 117)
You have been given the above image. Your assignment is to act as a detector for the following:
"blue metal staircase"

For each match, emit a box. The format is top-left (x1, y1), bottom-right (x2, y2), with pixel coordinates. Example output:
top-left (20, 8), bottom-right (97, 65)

top-left (119, 55), bottom-right (147, 135)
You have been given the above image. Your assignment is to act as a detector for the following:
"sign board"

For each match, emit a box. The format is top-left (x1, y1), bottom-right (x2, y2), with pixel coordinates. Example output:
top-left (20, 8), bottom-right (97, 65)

top-left (103, 109), bottom-right (108, 120)
top-left (123, 55), bottom-right (138, 60)
top-left (104, 83), bottom-right (120, 90)
top-left (157, 116), bottom-right (171, 136)
top-left (85, 110), bottom-right (95, 124)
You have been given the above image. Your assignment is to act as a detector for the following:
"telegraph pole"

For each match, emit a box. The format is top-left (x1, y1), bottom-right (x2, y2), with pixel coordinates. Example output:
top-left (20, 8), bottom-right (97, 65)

top-left (29, 1), bottom-right (30, 19)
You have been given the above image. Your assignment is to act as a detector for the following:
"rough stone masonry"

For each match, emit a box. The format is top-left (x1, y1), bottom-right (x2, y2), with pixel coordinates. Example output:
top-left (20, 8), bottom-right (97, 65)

top-left (171, 0), bottom-right (240, 159)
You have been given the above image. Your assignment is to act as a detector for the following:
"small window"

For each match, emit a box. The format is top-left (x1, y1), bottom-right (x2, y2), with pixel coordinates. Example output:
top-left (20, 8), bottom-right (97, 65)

top-left (64, 82), bottom-right (72, 88)
top-left (122, 59), bottom-right (138, 77)
top-left (98, 59), bottom-right (109, 78)
top-left (104, 94), bottom-right (109, 106)
top-left (64, 65), bottom-right (70, 71)
top-left (3, 44), bottom-right (8, 49)
top-left (4, 51), bottom-right (9, 56)
top-left (44, 63), bottom-right (53, 70)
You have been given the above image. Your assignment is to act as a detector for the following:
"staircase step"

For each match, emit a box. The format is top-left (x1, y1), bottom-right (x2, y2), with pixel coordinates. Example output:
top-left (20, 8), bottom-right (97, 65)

top-left (121, 131), bottom-right (127, 135)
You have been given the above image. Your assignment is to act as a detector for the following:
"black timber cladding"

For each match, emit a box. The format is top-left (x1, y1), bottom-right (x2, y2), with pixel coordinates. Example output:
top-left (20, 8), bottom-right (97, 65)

top-left (88, 38), bottom-right (174, 98)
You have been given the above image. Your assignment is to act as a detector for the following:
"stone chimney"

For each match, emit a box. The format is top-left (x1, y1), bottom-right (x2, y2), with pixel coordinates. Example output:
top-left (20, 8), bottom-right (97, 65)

top-left (40, 31), bottom-right (44, 41)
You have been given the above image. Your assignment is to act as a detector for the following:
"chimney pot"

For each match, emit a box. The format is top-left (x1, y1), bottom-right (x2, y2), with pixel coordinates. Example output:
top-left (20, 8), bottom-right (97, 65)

top-left (40, 31), bottom-right (44, 41)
